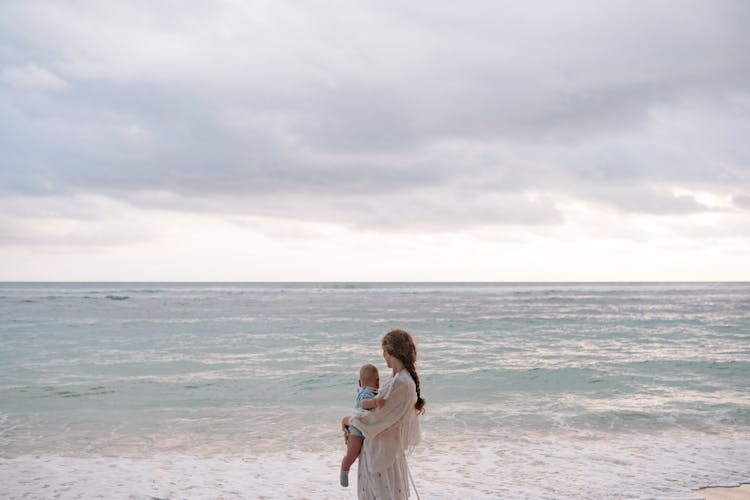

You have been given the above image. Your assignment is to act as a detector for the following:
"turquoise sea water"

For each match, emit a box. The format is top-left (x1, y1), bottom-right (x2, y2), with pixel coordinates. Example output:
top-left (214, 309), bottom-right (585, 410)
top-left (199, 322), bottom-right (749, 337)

top-left (1, 282), bottom-right (749, 499)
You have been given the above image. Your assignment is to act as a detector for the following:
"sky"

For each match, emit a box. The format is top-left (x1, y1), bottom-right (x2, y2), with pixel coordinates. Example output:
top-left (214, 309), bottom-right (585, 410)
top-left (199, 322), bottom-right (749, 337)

top-left (1, 1), bottom-right (749, 281)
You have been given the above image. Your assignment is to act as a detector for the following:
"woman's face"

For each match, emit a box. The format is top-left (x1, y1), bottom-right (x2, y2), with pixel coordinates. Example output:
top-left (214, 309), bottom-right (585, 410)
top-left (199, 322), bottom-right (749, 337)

top-left (383, 348), bottom-right (393, 368)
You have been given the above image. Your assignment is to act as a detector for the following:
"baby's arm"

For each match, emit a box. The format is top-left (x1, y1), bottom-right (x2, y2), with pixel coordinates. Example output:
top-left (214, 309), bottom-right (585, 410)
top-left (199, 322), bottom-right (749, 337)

top-left (359, 397), bottom-right (386, 410)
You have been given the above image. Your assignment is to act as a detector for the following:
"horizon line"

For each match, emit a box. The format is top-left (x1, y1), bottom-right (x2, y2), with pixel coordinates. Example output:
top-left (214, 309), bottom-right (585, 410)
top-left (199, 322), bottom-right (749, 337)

top-left (1, 280), bottom-right (748, 285)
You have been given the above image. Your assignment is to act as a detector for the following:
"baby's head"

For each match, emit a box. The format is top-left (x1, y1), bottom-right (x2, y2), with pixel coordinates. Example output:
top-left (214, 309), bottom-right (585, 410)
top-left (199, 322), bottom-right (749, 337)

top-left (359, 363), bottom-right (379, 389)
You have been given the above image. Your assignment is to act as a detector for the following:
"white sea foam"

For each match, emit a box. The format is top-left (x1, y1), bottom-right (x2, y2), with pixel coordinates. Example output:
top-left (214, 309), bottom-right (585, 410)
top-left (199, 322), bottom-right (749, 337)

top-left (2, 431), bottom-right (748, 500)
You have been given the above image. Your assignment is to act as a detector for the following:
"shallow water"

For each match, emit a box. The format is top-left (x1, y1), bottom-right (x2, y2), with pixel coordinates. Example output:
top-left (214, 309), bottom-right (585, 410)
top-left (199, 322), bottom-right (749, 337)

top-left (1, 282), bottom-right (748, 499)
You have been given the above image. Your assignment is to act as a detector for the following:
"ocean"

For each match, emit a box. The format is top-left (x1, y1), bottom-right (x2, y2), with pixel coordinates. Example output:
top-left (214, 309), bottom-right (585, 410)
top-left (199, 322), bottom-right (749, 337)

top-left (0, 282), bottom-right (748, 499)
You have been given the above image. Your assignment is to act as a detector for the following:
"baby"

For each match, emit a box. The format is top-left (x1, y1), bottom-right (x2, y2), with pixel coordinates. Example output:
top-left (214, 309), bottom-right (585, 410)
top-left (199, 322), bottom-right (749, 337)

top-left (340, 363), bottom-right (386, 487)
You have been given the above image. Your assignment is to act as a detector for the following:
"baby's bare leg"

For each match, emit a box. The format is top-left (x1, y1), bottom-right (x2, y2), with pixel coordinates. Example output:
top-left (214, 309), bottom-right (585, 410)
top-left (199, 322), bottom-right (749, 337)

top-left (341, 434), bottom-right (363, 471)
top-left (340, 434), bottom-right (363, 486)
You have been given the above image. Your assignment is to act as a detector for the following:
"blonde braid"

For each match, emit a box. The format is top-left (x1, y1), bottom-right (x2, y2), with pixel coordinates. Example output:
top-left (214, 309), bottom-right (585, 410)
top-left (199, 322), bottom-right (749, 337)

top-left (404, 357), bottom-right (426, 414)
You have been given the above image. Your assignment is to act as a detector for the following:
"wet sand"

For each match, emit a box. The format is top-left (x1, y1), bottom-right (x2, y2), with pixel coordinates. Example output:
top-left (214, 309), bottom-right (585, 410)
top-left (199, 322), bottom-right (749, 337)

top-left (696, 484), bottom-right (750, 500)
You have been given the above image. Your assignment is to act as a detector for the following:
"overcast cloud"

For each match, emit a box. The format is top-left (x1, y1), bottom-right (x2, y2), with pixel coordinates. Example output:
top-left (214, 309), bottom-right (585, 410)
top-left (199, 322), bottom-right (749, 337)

top-left (1, 1), bottom-right (749, 279)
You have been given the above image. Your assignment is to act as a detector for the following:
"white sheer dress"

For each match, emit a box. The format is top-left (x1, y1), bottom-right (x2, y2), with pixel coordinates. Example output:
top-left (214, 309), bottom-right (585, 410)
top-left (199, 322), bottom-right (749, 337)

top-left (349, 369), bottom-right (421, 500)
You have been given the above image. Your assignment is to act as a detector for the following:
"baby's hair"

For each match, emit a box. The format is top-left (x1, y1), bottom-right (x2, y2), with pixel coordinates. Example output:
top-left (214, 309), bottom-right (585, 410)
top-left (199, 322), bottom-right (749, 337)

top-left (359, 363), bottom-right (379, 386)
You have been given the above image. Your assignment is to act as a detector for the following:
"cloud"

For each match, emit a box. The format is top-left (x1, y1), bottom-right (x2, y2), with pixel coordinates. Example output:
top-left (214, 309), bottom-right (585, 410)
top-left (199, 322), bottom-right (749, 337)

top-left (733, 194), bottom-right (750, 209)
top-left (0, 0), bottom-right (748, 234)
top-left (1, 64), bottom-right (66, 90)
top-left (0, 194), bottom-right (158, 247)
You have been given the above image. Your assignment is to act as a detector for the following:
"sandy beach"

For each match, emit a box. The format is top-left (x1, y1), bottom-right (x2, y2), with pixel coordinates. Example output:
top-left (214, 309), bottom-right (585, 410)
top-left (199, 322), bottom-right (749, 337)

top-left (697, 484), bottom-right (750, 500)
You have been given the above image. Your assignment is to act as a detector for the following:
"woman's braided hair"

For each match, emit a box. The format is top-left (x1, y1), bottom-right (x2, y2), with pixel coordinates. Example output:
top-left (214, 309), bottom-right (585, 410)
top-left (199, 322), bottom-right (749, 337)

top-left (382, 329), bottom-right (426, 415)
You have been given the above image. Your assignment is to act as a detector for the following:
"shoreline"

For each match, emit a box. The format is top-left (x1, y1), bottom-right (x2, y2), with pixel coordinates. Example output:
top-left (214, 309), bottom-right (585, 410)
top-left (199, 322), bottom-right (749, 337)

top-left (3, 452), bottom-right (749, 500)
top-left (696, 484), bottom-right (750, 500)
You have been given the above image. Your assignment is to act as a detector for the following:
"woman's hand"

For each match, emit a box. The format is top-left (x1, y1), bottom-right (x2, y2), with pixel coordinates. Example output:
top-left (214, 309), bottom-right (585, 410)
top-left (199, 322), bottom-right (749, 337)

top-left (360, 397), bottom-right (385, 410)
top-left (341, 416), bottom-right (351, 443)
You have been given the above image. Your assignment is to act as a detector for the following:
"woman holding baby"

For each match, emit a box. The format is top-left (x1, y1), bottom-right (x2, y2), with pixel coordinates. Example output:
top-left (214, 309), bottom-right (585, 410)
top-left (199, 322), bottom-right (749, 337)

top-left (341, 329), bottom-right (426, 499)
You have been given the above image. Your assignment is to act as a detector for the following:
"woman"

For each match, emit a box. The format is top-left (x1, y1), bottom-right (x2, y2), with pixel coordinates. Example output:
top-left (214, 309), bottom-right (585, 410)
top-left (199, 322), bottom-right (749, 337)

top-left (341, 329), bottom-right (426, 499)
